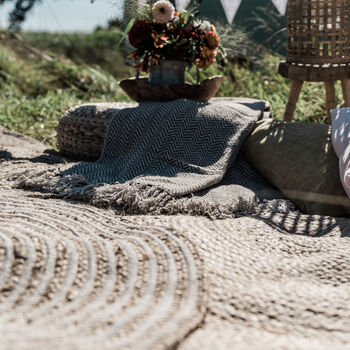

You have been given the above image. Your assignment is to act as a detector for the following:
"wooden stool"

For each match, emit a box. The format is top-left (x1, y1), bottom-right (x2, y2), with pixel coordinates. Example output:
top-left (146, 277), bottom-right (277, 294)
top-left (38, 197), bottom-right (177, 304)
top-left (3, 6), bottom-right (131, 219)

top-left (280, 0), bottom-right (350, 122)
top-left (279, 62), bottom-right (350, 122)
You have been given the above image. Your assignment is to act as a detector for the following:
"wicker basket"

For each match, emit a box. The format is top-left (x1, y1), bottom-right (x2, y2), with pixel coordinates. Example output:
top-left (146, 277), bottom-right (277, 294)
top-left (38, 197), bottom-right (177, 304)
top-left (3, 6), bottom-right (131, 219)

top-left (287, 0), bottom-right (350, 65)
top-left (57, 102), bottom-right (137, 161)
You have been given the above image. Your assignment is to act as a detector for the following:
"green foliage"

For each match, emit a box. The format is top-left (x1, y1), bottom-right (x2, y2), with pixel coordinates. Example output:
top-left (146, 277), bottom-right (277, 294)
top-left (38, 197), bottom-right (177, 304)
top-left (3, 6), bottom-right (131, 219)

top-left (22, 31), bottom-right (130, 78)
top-left (0, 31), bottom-right (131, 148)
top-left (245, 5), bottom-right (287, 56)
top-left (215, 23), bottom-right (263, 64)
top-left (118, 18), bottom-right (136, 47)
top-left (0, 30), bottom-right (345, 150)
top-left (194, 0), bottom-right (287, 56)
top-left (210, 55), bottom-right (340, 124)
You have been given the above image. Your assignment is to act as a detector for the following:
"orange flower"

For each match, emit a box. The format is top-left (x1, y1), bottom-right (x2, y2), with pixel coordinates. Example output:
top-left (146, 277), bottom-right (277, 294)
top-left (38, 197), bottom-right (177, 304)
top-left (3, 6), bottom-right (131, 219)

top-left (152, 32), bottom-right (169, 48)
top-left (196, 47), bottom-right (217, 70)
top-left (195, 58), bottom-right (209, 70)
top-left (205, 31), bottom-right (220, 49)
top-left (202, 46), bottom-right (217, 58)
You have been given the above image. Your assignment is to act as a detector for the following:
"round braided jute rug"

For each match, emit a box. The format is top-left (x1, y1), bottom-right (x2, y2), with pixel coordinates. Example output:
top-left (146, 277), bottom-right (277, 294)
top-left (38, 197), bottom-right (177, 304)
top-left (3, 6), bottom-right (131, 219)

top-left (3, 127), bottom-right (350, 349)
top-left (0, 192), bottom-right (203, 350)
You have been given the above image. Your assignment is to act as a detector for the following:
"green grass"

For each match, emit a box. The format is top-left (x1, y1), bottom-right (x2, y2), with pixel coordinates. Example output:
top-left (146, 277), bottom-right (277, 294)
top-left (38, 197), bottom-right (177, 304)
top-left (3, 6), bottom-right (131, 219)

top-left (0, 30), bottom-right (346, 148)
top-left (0, 31), bottom-right (132, 147)
top-left (21, 30), bottom-right (130, 78)
top-left (189, 55), bottom-right (344, 124)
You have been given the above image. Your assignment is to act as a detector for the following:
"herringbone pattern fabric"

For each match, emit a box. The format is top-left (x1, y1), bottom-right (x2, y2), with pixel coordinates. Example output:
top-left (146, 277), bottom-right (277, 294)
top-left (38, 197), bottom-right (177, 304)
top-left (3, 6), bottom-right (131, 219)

top-left (13, 98), bottom-right (284, 217)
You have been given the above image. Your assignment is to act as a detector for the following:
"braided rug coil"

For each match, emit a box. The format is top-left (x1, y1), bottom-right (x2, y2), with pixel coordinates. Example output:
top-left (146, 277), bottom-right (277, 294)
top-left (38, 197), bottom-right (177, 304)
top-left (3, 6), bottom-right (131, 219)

top-left (0, 193), bottom-right (202, 350)
top-left (2, 189), bottom-right (350, 349)
top-left (3, 130), bottom-right (350, 349)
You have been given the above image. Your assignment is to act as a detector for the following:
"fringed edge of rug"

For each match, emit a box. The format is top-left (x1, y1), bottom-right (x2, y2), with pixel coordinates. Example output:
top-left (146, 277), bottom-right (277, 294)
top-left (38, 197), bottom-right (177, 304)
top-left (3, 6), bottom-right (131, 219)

top-left (10, 168), bottom-right (259, 219)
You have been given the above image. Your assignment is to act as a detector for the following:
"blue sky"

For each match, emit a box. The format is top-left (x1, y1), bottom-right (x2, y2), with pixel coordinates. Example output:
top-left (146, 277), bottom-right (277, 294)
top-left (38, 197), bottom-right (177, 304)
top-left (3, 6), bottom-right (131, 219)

top-left (0, 0), bottom-right (123, 32)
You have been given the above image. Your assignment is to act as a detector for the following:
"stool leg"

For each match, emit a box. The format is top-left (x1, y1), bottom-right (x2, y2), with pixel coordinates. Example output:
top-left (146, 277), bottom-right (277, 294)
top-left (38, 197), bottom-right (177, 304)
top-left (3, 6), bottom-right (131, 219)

top-left (325, 82), bottom-right (337, 122)
top-left (283, 80), bottom-right (303, 122)
top-left (341, 79), bottom-right (350, 107)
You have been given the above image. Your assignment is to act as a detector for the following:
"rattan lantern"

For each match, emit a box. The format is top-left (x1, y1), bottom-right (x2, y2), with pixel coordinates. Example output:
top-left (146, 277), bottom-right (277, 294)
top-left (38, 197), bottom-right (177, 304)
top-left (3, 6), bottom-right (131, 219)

top-left (278, 0), bottom-right (350, 121)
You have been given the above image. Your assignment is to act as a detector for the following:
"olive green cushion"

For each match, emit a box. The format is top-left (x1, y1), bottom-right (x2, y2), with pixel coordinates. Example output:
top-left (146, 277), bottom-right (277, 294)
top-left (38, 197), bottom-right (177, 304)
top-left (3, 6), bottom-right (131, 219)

top-left (242, 119), bottom-right (350, 217)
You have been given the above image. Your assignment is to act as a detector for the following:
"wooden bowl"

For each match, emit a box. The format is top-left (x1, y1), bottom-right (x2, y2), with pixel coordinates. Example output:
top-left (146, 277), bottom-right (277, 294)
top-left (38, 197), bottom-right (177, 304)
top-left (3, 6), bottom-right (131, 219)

top-left (119, 75), bottom-right (223, 103)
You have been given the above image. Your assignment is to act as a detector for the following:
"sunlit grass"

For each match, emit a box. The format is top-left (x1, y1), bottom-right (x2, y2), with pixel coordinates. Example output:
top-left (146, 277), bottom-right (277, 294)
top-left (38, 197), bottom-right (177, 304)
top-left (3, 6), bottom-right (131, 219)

top-left (0, 34), bottom-right (130, 147)
top-left (1, 31), bottom-right (345, 148)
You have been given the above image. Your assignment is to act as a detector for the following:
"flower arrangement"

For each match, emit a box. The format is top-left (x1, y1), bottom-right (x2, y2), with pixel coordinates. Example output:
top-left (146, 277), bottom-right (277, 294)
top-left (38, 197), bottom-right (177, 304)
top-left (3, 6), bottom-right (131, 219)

top-left (127, 0), bottom-right (221, 73)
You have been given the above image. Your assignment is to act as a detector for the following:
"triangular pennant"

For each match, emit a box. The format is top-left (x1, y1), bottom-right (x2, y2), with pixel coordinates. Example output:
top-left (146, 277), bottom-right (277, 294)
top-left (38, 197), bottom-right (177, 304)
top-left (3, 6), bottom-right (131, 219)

top-left (175, 0), bottom-right (192, 11)
top-left (144, 0), bottom-right (288, 23)
top-left (220, 0), bottom-right (242, 24)
top-left (270, 0), bottom-right (288, 15)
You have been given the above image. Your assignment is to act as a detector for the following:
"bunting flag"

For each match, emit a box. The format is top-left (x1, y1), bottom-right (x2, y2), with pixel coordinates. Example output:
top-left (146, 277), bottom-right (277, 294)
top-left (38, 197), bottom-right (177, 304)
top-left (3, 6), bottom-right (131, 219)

top-left (175, 0), bottom-right (191, 10)
top-left (219, 0), bottom-right (242, 24)
top-left (174, 0), bottom-right (288, 23)
top-left (270, 0), bottom-right (288, 16)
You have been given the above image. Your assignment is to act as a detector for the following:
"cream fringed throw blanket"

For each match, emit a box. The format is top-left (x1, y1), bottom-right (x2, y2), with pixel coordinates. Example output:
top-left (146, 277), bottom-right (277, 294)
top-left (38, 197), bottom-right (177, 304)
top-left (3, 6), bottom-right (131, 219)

top-left (14, 98), bottom-right (287, 217)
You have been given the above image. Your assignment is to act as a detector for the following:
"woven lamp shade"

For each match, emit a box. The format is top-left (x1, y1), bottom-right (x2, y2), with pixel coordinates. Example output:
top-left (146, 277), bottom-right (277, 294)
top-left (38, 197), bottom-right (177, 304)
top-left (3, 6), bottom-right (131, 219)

top-left (287, 0), bottom-right (350, 65)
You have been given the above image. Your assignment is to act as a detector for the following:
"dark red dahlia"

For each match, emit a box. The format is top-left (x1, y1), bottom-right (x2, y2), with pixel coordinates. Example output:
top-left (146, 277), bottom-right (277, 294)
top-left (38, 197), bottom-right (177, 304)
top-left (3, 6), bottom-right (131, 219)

top-left (128, 19), bottom-right (153, 49)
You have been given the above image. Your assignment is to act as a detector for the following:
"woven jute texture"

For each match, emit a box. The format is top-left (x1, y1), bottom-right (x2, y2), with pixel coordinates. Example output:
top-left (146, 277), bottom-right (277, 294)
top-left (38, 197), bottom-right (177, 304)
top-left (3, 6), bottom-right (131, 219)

top-left (57, 102), bottom-right (137, 161)
top-left (2, 127), bottom-right (350, 349)
top-left (287, 0), bottom-right (350, 65)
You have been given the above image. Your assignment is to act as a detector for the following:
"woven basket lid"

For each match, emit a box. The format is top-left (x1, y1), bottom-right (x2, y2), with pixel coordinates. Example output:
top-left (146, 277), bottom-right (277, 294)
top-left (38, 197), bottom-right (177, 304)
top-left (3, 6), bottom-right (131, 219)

top-left (287, 0), bottom-right (350, 65)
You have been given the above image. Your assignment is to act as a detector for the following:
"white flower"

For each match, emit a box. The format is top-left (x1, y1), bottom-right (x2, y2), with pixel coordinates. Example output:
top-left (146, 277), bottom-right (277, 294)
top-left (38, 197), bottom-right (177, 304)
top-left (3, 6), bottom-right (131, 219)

top-left (199, 20), bottom-right (212, 32)
top-left (152, 0), bottom-right (175, 24)
top-left (194, 20), bottom-right (213, 32)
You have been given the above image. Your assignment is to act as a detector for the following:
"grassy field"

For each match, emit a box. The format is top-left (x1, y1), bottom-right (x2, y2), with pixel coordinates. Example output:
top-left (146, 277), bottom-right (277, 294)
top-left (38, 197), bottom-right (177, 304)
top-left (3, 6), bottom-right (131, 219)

top-left (0, 30), bottom-right (345, 148)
